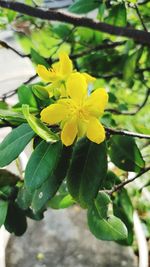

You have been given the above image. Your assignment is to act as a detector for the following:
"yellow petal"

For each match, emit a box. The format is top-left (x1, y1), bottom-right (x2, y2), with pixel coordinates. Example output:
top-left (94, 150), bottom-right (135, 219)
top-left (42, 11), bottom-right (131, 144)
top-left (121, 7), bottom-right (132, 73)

top-left (59, 52), bottom-right (73, 76)
top-left (86, 117), bottom-right (105, 144)
top-left (40, 103), bottom-right (68, 125)
top-left (85, 88), bottom-right (108, 117)
top-left (61, 117), bottom-right (77, 146)
top-left (37, 65), bottom-right (53, 82)
top-left (82, 73), bottom-right (96, 83)
top-left (66, 73), bottom-right (87, 103)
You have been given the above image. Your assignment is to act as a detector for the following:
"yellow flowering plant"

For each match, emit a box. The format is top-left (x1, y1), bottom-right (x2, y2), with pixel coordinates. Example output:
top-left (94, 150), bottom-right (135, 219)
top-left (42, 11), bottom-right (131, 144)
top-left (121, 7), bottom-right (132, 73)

top-left (0, 2), bottom-right (149, 247)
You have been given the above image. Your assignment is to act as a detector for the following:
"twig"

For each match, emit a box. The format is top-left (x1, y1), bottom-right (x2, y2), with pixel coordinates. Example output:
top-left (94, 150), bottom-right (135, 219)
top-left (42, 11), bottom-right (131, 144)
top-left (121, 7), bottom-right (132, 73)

top-left (0, 40), bottom-right (30, 58)
top-left (1, 1), bottom-right (150, 45)
top-left (70, 41), bottom-right (126, 60)
top-left (105, 127), bottom-right (150, 140)
top-left (106, 87), bottom-right (150, 115)
top-left (108, 166), bottom-right (150, 195)
top-left (134, 4), bottom-right (148, 32)
top-left (1, 74), bottom-right (37, 100)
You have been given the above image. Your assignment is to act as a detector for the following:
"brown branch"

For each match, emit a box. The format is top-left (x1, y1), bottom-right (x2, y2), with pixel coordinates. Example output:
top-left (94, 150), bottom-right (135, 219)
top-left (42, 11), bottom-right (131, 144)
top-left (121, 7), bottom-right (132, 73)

top-left (108, 166), bottom-right (150, 195)
top-left (1, 1), bottom-right (150, 45)
top-left (0, 40), bottom-right (30, 58)
top-left (105, 127), bottom-right (150, 140)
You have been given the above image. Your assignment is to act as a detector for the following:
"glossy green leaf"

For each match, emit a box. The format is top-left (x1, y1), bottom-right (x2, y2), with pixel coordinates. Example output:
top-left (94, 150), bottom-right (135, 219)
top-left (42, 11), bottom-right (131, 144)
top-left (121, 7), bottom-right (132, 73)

top-left (22, 104), bottom-right (59, 143)
top-left (31, 145), bottom-right (72, 212)
top-left (0, 108), bottom-right (25, 123)
top-left (97, 3), bottom-right (106, 21)
top-left (109, 135), bottom-right (145, 172)
top-left (68, 0), bottom-right (99, 14)
top-left (88, 193), bottom-right (128, 241)
top-left (16, 186), bottom-right (32, 210)
top-left (25, 141), bottom-right (63, 191)
top-left (0, 123), bottom-right (35, 167)
top-left (18, 85), bottom-right (37, 108)
top-left (67, 138), bottom-right (107, 207)
top-left (0, 200), bottom-right (8, 227)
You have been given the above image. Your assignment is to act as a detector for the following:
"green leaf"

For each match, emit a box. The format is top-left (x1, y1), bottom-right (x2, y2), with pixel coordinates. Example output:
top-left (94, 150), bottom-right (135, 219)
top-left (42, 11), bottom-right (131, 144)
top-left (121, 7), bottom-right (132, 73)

top-left (31, 145), bottom-right (72, 212)
top-left (22, 104), bottom-right (59, 143)
top-left (18, 85), bottom-right (37, 108)
top-left (67, 138), bottom-right (107, 207)
top-left (32, 85), bottom-right (49, 100)
top-left (0, 123), bottom-right (35, 167)
top-left (0, 200), bottom-right (8, 227)
top-left (113, 189), bottom-right (134, 246)
top-left (87, 193), bottom-right (128, 241)
top-left (68, 0), bottom-right (99, 14)
top-left (25, 141), bottom-right (63, 191)
top-left (0, 169), bottom-right (19, 187)
top-left (48, 193), bottom-right (75, 209)
top-left (31, 48), bottom-right (49, 67)
top-left (16, 186), bottom-right (32, 210)
top-left (0, 108), bottom-right (25, 123)
top-left (123, 49), bottom-right (142, 81)
top-left (105, 3), bottom-right (127, 27)
top-left (97, 3), bottom-right (106, 21)
top-left (5, 202), bottom-right (27, 236)
top-left (109, 135), bottom-right (145, 172)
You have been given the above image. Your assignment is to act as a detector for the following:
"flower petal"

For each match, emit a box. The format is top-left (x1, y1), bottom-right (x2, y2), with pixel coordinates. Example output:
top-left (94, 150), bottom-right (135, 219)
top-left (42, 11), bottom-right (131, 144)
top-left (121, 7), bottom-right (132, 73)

top-left (61, 116), bottom-right (77, 146)
top-left (77, 118), bottom-right (87, 138)
top-left (37, 65), bottom-right (54, 82)
top-left (86, 117), bottom-right (105, 144)
top-left (84, 88), bottom-right (108, 117)
top-left (59, 52), bottom-right (73, 76)
top-left (40, 103), bottom-right (68, 125)
top-left (82, 73), bottom-right (96, 83)
top-left (66, 73), bottom-right (87, 103)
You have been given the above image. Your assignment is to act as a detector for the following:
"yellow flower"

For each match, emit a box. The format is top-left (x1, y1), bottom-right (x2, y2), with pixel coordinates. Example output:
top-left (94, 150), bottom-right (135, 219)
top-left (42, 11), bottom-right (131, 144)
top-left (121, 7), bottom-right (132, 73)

top-left (37, 52), bottom-right (95, 98)
top-left (41, 73), bottom-right (108, 146)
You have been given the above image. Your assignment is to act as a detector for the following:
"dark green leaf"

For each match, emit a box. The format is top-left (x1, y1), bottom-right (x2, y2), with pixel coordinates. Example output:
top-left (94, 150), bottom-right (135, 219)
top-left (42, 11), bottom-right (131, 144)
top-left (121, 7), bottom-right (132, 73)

top-left (5, 202), bottom-right (27, 236)
top-left (87, 192), bottom-right (128, 241)
top-left (67, 138), bottom-right (107, 207)
top-left (22, 104), bottom-right (59, 143)
top-left (68, 0), bottom-right (99, 14)
top-left (0, 169), bottom-right (19, 187)
top-left (31, 48), bottom-right (49, 67)
top-left (16, 186), bottom-right (32, 210)
top-left (0, 123), bottom-right (35, 167)
top-left (31, 145), bottom-right (72, 212)
top-left (109, 135), bottom-right (145, 172)
top-left (0, 200), bottom-right (8, 227)
top-left (25, 141), bottom-right (63, 191)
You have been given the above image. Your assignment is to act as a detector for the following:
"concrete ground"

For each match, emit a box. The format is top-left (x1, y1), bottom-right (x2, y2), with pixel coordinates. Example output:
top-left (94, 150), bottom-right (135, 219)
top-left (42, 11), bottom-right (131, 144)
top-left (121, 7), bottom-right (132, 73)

top-left (6, 207), bottom-right (137, 267)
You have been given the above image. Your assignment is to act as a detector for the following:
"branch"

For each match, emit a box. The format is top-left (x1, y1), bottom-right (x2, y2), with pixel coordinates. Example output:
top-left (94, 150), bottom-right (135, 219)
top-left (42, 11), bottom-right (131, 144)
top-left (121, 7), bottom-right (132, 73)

top-left (1, 74), bottom-right (37, 100)
top-left (106, 87), bottom-right (150, 115)
top-left (108, 166), bottom-right (150, 195)
top-left (70, 41), bottom-right (126, 60)
top-left (1, 1), bottom-right (150, 45)
top-left (0, 40), bottom-right (30, 58)
top-left (105, 127), bottom-right (150, 140)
